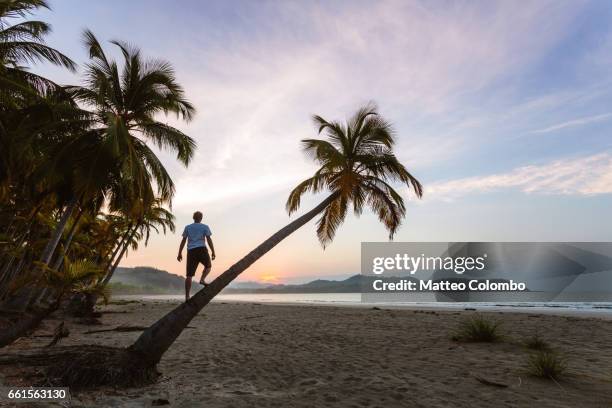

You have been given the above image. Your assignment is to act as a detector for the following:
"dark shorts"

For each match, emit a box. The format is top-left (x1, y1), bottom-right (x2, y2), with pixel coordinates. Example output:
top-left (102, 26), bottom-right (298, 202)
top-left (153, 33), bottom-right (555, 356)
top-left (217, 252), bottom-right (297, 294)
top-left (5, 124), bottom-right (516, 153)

top-left (186, 247), bottom-right (211, 277)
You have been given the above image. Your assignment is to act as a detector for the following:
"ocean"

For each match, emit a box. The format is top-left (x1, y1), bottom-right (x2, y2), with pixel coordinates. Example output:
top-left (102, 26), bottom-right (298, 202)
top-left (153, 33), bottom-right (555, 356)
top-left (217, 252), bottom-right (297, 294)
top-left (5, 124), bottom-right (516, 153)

top-left (122, 293), bottom-right (612, 316)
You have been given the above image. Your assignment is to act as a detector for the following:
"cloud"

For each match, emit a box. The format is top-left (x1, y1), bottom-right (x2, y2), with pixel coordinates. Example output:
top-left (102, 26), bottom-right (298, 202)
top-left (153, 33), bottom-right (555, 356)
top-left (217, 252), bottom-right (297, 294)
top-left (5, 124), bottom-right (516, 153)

top-left (426, 153), bottom-right (612, 200)
top-left (530, 112), bottom-right (612, 134)
top-left (159, 0), bottom-right (586, 211)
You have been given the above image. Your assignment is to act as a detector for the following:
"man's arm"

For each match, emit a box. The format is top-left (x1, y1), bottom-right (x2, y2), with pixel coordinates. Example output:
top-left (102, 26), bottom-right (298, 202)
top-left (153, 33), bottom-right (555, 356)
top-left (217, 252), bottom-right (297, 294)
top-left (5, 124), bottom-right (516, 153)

top-left (177, 236), bottom-right (187, 262)
top-left (206, 236), bottom-right (216, 260)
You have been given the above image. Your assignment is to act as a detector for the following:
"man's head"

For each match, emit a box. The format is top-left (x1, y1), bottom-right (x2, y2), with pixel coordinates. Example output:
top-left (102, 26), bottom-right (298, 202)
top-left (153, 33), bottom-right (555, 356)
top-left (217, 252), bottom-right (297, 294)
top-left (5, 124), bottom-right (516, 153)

top-left (193, 211), bottom-right (203, 223)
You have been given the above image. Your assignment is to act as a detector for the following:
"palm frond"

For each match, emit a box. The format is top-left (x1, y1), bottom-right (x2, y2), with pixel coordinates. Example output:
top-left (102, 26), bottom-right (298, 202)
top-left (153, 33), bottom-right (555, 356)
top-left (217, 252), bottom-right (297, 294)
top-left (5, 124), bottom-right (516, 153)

top-left (316, 196), bottom-right (348, 247)
top-left (81, 29), bottom-right (109, 68)
top-left (132, 138), bottom-right (176, 202)
top-left (1, 66), bottom-right (60, 94)
top-left (355, 115), bottom-right (395, 151)
top-left (364, 182), bottom-right (403, 239)
top-left (136, 121), bottom-right (196, 165)
top-left (0, 0), bottom-right (49, 20)
top-left (286, 169), bottom-right (330, 214)
top-left (0, 40), bottom-right (75, 70)
top-left (356, 151), bottom-right (423, 198)
top-left (0, 20), bottom-right (50, 42)
top-left (312, 115), bottom-right (348, 153)
top-left (300, 138), bottom-right (344, 168)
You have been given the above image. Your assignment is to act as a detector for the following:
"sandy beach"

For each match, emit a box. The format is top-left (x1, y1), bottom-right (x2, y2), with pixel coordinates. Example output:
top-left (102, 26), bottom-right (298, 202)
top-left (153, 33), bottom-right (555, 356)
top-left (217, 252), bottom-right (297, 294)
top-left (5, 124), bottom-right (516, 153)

top-left (2, 300), bottom-right (612, 407)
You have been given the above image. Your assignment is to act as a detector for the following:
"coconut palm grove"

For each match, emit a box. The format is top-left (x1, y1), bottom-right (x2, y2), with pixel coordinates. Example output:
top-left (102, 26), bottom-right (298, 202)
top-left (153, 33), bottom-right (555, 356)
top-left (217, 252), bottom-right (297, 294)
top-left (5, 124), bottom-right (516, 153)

top-left (0, 0), bottom-right (423, 386)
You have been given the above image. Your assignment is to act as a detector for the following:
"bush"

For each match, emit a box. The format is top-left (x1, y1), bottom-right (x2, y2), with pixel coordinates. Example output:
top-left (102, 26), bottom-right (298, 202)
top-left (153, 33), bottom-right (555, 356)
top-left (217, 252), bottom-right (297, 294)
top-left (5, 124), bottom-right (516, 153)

top-left (451, 314), bottom-right (501, 342)
top-left (527, 350), bottom-right (567, 380)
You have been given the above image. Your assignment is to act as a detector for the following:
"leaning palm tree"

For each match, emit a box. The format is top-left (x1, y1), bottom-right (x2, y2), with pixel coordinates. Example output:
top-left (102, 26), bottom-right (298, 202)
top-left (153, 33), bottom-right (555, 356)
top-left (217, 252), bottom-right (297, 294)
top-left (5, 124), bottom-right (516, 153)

top-left (35, 104), bottom-right (423, 387)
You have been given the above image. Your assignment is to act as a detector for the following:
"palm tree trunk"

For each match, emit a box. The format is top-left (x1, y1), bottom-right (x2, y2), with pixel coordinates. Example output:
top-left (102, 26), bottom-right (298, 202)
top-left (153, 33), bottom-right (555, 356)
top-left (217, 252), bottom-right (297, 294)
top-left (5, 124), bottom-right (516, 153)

top-left (104, 225), bottom-right (132, 273)
top-left (50, 207), bottom-right (84, 272)
top-left (101, 224), bottom-right (139, 286)
top-left (0, 205), bottom-right (41, 288)
top-left (19, 198), bottom-right (81, 311)
top-left (0, 256), bottom-right (26, 301)
top-left (0, 255), bottom-right (19, 292)
top-left (40, 196), bottom-right (79, 265)
top-left (128, 193), bottom-right (338, 365)
top-left (33, 209), bottom-right (85, 309)
top-left (29, 206), bottom-right (86, 309)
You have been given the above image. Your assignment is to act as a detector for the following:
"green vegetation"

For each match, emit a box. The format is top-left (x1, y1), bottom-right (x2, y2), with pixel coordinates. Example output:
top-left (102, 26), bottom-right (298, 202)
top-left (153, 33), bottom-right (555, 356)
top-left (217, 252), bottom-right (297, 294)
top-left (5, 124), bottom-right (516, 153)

top-left (0, 0), bottom-right (191, 345)
top-left (523, 334), bottom-right (567, 380)
top-left (452, 314), bottom-right (502, 342)
top-left (527, 350), bottom-right (567, 380)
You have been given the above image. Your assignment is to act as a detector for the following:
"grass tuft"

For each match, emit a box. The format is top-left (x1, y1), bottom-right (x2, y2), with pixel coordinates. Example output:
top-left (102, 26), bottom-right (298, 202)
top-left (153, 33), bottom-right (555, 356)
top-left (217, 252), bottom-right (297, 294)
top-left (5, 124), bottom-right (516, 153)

top-left (527, 350), bottom-right (567, 380)
top-left (451, 314), bottom-right (501, 342)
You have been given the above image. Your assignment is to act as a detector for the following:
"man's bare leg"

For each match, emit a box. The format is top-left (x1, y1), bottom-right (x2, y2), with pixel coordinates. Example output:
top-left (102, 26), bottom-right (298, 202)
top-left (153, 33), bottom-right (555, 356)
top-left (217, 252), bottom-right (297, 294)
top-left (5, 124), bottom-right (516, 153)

top-left (185, 277), bottom-right (192, 301)
top-left (199, 267), bottom-right (212, 285)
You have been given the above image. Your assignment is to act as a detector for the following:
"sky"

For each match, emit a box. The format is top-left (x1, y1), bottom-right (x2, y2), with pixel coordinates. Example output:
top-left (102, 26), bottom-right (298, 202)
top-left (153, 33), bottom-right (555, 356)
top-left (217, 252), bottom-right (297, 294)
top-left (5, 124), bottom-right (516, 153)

top-left (31, 0), bottom-right (612, 284)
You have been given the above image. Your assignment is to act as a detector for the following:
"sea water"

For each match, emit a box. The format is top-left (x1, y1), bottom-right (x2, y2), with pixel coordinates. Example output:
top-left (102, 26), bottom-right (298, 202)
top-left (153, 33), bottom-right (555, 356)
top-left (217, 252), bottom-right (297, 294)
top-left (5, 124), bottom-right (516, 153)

top-left (122, 293), bottom-right (612, 316)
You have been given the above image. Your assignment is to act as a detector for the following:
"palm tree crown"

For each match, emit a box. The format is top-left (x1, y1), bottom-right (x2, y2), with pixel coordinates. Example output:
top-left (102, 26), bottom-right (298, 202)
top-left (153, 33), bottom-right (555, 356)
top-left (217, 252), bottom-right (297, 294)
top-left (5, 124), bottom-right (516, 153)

top-left (287, 104), bottom-right (423, 245)
top-left (67, 30), bottom-right (196, 207)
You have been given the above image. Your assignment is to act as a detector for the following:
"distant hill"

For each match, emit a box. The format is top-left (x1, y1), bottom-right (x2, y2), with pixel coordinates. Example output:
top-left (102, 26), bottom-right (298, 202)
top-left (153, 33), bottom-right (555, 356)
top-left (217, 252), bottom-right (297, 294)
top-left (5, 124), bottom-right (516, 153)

top-left (228, 281), bottom-right (270, 290)
top-left (108, 268), bottom-right (465, 295)
top-left (111, 267), bottom-right (199, 294)
top-left (110, 267), bottom-right (371, 294)
top-left (223, 274), bottom-right (396, 293)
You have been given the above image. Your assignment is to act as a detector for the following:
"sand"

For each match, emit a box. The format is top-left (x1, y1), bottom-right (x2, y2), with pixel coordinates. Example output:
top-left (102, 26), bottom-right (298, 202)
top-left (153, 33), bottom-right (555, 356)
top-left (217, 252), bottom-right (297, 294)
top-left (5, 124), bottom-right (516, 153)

top-left (1, 300), bottom-right (612, 407)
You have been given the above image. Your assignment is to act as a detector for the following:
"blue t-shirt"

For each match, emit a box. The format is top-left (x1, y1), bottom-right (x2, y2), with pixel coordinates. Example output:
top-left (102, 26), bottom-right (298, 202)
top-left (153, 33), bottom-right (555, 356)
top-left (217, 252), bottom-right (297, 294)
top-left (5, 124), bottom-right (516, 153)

top-left (182, 222), bottom-right (212, 250)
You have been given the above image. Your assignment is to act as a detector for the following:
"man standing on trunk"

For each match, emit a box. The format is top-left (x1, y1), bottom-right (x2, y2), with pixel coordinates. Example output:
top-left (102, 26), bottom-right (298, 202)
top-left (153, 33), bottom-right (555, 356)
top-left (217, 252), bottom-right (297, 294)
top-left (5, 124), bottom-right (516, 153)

top-left (177, 211), bottom-right (216, 302)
